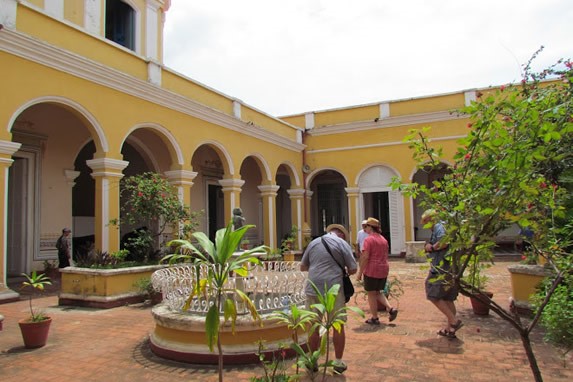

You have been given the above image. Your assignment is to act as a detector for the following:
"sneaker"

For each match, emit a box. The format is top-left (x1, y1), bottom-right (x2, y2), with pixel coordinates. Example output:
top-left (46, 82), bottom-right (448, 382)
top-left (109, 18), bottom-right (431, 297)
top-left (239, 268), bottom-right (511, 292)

top-left (389, 308), bottom-right (398, 322)
top-left (333, 360), bottom-right (347, 374)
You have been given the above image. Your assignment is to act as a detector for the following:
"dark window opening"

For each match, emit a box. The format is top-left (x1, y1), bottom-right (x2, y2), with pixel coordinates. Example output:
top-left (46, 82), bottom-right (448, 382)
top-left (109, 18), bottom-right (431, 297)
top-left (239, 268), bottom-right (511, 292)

top-left (105, 0), bottom-right (135, 51)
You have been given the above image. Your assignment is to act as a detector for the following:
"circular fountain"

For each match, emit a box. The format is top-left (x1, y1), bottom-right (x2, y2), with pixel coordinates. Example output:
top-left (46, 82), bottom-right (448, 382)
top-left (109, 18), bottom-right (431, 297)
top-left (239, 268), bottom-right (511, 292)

top-left (149, 261), bottom-right (308, 364)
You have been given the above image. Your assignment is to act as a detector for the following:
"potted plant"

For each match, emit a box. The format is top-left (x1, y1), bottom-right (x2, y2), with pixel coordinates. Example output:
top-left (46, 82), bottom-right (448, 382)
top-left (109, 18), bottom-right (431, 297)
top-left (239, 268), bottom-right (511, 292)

top-left (134, 276), bottom-right (162, 305)
top-left (463, 256), bottom-right (493, 316)
top-left (43, 260), bottom-right (59, 280)
top-left (19, 271), bottom-right (52, 348)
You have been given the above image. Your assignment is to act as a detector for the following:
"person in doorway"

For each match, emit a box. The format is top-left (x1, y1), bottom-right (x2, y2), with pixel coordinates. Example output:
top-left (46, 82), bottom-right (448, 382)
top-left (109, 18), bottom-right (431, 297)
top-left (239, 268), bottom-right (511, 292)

top-left (56, 227), bottom-right (72, 268)
top-left (300, 224), bottom-right (357, 374)
top-left (421, 209), bottom-right (463, 338)
top-left (355, 220), bottom-right (368, 259)
top-left (356, 217), bottom-right (398, 325)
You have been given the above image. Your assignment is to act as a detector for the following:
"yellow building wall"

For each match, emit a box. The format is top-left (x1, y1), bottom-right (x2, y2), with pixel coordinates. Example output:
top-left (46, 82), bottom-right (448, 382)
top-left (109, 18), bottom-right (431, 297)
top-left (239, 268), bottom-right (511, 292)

top-left (17, 6), bottom-right (149, 81)
top-left (64, 0), bottom-right (84, 26)
top-left (314, 104), bottom-right (380, 127)
top-left (390, 92), bottom-right (465, 116)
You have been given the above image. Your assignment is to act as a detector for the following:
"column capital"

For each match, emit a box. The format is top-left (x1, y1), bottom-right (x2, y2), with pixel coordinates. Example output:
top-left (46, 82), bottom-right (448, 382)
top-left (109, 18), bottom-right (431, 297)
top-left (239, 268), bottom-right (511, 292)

top-left (345, 187), bottom-right (361, 197)
top-left (86, 158), bottom-right (129, 178)
top-left (0, 140), bottom-right (21, 156)
top-left (164, 170), bottom-right (197, 186)
top-left (64, 169), bottom-right (81, 187)
top-left (305, 189), bottom-right (314, 198)
top-left (287, 188), bottom-right (305, 198)
top-left (219, 178), bottom-right (245, 191)
top-left (258, 184), bottom-right (280, 196)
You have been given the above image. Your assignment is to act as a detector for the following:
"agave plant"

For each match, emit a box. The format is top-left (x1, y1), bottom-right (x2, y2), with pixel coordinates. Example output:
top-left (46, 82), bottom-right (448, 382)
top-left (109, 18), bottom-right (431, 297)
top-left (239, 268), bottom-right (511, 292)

top-left (162, 221), bottom-right (268, 382)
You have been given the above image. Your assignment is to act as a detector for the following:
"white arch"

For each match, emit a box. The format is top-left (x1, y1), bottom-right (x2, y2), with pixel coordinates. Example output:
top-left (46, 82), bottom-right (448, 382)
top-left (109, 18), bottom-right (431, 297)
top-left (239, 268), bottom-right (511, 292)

top-left (124, 123), bottom-right (185, 165)
top-left (193, 140), bottom-right (235, 176)
top-left (356, 163), bottom-right (405, 255)
top-left (7, 96), bottom-right (108, 152)
top-left (278, 161), bottom-right (301, 187)
top-left (355, 162), bottom-right (401, 188)
top-left (241, 153), bottom-right (271, 182)
top-left (305, 167), bottom-right (348, 189)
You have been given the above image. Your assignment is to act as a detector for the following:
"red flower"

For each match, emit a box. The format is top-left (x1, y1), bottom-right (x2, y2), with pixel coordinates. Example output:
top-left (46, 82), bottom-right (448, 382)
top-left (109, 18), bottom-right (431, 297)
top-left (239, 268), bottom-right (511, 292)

top-left (464, 153), bottom-right (471, 160)
top-left (138, 192), bottom-right (143, 197)
top-left (467, 122), bottom-right (473, 128)
top-left (521, 255), bottom-right (526, 260)
top-left (500, 85), bottom-right (505, 92)
top-left (540, 182), bottom-right (547, 189)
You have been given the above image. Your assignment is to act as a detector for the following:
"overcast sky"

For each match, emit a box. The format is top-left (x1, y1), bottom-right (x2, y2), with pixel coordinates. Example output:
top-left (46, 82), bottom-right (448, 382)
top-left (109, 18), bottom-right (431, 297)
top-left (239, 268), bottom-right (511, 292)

top-left (163, 0), bottom-right (573, 117)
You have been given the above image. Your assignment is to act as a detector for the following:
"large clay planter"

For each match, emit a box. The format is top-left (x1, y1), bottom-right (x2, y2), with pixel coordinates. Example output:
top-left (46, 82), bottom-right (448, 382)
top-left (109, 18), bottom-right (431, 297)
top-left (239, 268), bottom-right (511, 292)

top-left (507, 264), bottom-right (552, 314)
top-left (405, 241), bottom-right (427, 263)
top-left (59, 265), bottom-right (166, 308)
top-left (19, 318), bottom-right (52, 349)
top-left (470, 292), bottom-right (494, 316)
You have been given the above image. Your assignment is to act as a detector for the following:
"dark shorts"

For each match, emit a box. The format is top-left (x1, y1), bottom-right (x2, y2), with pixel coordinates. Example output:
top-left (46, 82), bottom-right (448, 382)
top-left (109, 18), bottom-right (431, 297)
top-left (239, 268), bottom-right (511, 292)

top-left (364, 275), bottom-right (387, 292)
top-left (425, 272), bottom-right (458, 301)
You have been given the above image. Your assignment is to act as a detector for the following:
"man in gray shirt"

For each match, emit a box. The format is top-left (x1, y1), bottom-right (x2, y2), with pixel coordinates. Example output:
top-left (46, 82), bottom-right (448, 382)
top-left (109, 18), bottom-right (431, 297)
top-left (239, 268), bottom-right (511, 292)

top-left (300, 225), bottom-right (357, 374)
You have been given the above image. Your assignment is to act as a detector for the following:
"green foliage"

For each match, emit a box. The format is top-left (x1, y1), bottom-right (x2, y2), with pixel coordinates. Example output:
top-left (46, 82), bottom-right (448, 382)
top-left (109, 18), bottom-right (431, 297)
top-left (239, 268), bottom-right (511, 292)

top-left (162, 221), bottom-right (269, 382)
top-left (111, 172), bottom-right (202, 262)
top-left (75, 249), bottom-right (135, 268)
top-left (250, 342), bottom-right (291, 382)
top-left (293, 282), bottom-right (363, 380)
top-left (20, 271), bottom-right (52, 322)
top-left (42, 260), bottom-right (57, 272)
top-left (280, 225), bottom-right (298, 253)
top-left (390, 52), bottom-right (573, 381)
top-left (533, 271), bottom-right (573, 354)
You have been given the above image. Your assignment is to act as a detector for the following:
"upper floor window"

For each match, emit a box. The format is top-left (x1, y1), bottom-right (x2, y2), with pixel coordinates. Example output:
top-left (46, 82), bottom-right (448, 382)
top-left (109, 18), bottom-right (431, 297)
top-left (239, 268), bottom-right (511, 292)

top-left (105, 0), bottom-right (135, 51)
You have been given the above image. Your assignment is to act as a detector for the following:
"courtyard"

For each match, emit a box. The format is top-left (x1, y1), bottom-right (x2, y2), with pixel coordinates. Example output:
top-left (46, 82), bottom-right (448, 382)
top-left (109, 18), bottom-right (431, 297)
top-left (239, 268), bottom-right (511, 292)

top-left (0, 256), bottom-right (571, 381)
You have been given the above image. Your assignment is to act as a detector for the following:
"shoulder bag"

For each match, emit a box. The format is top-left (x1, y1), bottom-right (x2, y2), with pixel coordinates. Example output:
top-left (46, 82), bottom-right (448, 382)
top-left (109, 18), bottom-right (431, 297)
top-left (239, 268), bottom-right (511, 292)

top-left (321, 237), bottom-right (354, 303)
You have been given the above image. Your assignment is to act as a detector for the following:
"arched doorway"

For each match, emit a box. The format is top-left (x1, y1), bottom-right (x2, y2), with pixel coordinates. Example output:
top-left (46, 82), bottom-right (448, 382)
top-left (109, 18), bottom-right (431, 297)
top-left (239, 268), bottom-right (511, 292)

top-left (309, 170), bottom-right (348, 238)
top-left (358, 165), bottom-right (405, 255)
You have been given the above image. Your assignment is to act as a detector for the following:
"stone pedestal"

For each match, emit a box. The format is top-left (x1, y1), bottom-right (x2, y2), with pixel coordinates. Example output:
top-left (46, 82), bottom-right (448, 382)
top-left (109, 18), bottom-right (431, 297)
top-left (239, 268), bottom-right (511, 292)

top-left (405, 241), bottom-right (427, 263)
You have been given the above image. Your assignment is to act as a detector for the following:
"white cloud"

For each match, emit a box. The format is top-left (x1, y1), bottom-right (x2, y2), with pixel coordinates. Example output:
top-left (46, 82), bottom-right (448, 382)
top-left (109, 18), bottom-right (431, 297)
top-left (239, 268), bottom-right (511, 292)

top-left (164, 0), bottom-right (573, 116)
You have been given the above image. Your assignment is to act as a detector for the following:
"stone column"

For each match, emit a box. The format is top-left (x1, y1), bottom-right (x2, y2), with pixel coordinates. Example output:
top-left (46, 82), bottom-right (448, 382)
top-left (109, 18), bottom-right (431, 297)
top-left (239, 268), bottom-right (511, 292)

top-left (345, 187), bottom-right (360, 245)
top-left (219, 178), bottom-right (245, 225)
top-left (86, 158), bottom-right (129, 253)
top-left (0, 140), bottom-right (21, 302)
top-left (287, 188), bottom-right (305, 250)
top-left (258, 184), bottom-right (280, 249)
top-left (164, 169), bottom-right (197, 240)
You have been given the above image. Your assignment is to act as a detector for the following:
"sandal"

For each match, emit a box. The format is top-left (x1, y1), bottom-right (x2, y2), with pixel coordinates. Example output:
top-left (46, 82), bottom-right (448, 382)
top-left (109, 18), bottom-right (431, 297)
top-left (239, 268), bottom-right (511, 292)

top-left (365, 317), bottom-right (380, 325)
top-left (388, 308), bottom-right (398, 322)
top-left (437, 328), bottom-right (457, 338)
top-left (451, 320), bottom-right (464, 333)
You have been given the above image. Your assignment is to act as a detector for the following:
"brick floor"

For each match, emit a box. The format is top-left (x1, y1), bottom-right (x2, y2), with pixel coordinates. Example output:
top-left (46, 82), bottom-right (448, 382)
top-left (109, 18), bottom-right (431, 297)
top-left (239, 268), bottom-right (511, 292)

top-left (0, 257), bottom-right (571, 381)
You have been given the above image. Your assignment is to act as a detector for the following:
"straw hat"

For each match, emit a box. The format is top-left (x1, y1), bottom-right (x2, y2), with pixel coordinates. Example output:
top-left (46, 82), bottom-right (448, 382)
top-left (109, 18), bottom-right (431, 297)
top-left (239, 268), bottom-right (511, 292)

top-left (365, 217), bottom-right (380, 228)
top-left (326, 224), bottom-right (350, 243)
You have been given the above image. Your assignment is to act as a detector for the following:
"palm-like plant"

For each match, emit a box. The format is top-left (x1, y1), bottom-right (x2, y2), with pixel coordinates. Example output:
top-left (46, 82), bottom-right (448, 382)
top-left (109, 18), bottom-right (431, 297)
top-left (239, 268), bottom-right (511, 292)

top-left (270, 303), bottom-right (318, 376)
top-left (162, 221), bottom-right (268, 382)
top-left (291, 282), bottom-right (363, 381)
top-left (21, 271), bottom-right (52, 322)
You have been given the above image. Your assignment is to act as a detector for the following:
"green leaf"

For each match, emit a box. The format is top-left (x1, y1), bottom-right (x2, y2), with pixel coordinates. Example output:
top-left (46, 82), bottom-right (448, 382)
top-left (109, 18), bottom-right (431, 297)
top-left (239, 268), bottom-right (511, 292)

top-left (205, 304), bottom-right (220, 352)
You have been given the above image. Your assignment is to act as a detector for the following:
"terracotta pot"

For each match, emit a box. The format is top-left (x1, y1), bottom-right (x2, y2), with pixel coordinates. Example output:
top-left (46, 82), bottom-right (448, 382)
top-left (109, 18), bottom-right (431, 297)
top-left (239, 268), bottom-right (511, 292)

top-left (19, 317), bottom-right (52, 349)
top-left (470, 292), bottom-right (494, 316)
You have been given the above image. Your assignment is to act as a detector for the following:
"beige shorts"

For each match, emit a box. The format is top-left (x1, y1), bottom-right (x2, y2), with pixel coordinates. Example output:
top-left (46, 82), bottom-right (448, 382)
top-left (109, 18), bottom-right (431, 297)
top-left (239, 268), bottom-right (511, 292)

top-left (306, 290), bottom-right (347, 322)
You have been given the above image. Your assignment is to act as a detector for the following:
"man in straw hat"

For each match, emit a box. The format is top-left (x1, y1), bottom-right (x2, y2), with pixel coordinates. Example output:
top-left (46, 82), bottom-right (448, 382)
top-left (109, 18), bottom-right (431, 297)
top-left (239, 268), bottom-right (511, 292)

top-left (421, 209), bottom-right (463, 338)
top-left (300, 223), bottom-right (357, 374)
top-left (355, 219), bottom-right (369, 258)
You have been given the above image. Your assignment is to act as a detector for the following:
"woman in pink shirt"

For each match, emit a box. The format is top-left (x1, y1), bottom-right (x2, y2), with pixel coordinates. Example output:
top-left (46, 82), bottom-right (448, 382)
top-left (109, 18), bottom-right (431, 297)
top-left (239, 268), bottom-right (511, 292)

top-left (356, 217), bottom-right (398, 325)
